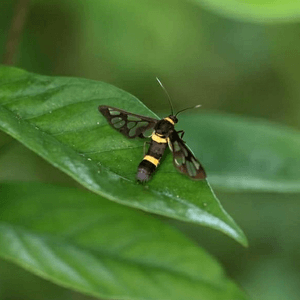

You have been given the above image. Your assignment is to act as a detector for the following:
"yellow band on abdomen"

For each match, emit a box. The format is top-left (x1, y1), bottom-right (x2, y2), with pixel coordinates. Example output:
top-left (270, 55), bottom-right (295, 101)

top-left (144, 155), bottom-right (159, 166)
top-left (164, 117), bottom-right (175, 125)
top-left (151, 133), bottom-right (168, 144)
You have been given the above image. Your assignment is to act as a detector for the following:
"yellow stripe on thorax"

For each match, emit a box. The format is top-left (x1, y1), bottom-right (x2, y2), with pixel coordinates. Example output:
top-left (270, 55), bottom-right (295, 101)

top-left (143, 155), bottom-right (159, 167)
top-left (151, 132), bottom-right (168, 144)
top-left (164, 117), bottom-right (175, 125)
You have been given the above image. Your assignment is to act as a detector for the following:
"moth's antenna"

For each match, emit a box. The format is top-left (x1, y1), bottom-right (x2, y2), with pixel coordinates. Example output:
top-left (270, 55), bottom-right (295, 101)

top-left (175, 104), bottom-right (201, 117)
top-left (156, 77), bottom-right (174, 116)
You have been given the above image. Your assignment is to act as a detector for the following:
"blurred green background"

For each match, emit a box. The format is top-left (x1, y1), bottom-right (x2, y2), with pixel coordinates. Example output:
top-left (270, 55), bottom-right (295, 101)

top-left (1, 0), bottom-right (300, 299)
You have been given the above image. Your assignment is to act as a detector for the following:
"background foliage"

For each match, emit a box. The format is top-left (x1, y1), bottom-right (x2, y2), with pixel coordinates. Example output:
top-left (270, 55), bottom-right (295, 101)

top-left (1, 0), bottom-right (300, 299)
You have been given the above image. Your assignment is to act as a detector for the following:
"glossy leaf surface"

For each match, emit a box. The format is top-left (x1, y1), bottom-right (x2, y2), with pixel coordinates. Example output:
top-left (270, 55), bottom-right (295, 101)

top-left (0, 66), bottom-right (247, 246)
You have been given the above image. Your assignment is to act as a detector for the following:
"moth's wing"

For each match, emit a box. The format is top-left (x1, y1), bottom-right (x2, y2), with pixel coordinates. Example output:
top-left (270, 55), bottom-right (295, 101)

top-left (168, 131), bottom-right (206, 179)
top-left (99, 105), bottom-right (158, 138)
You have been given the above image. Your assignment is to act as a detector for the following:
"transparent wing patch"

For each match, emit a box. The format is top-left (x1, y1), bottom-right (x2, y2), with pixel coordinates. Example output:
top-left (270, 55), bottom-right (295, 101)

top-left (99, 105), bottom-right (158, 138)
top-left (169, 131), bottom-right (206, 180)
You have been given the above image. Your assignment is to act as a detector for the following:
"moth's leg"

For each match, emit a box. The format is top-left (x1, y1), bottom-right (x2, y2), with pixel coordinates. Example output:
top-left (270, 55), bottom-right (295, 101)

top-left (167, 138), bottom-right (173, 151)
top-left (177, 130), bottom-right (185, 139)
top-left (143, 141), bottom-right (150, 156)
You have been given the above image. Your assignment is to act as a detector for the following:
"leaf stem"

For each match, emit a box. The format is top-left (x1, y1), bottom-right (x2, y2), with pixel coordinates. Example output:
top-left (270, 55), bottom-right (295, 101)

top-left (2, 0), bottom-right (31, 65)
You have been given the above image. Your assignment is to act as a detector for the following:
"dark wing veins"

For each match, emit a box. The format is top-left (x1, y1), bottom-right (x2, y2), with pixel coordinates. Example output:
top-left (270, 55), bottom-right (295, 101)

top-left (168, 131), bottom-right (206, 179)
top-left (99, 105), bottom-right (158, 138)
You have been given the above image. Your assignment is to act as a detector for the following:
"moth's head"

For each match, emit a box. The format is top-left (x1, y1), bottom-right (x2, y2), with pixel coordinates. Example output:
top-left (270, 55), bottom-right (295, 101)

top-left (168, 115), bottom-right (178, 124)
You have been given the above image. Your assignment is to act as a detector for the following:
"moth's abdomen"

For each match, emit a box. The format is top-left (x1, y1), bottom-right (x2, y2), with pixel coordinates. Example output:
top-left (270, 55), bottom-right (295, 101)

top-left (136, 136), bottom-right (168, 182)
top-left (137, 157), bottom-right (158, 182)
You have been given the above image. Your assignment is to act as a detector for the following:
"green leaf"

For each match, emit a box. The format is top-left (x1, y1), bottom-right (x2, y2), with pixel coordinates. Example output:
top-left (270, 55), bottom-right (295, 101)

top-left (0, 66), bottom-right (247, 246)
top-left (189, 0), bottom-right (300, 23)
top-left (179, 114), bottom-right (300, 193)
top-left (0, 182), bottom-right (248, 300)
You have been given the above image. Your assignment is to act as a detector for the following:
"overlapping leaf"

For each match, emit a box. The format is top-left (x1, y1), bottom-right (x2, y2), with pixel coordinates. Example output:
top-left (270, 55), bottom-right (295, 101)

top-left (179, 114), bottom-right (300, 193)
top-left (0, 182), bottom-right (248, 300)
top-left (190, 0), bottom-right (300, 23)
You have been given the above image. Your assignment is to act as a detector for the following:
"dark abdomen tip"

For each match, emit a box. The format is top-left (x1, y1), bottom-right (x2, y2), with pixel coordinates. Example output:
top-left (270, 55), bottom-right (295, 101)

top-left (136, 167), bottom-right (151, 182)
top-left (136, 160), bottom-right (156, 182)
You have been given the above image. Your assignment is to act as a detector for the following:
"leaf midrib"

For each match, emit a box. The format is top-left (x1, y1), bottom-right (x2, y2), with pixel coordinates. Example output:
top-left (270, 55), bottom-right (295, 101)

top-left (0, 222), bottom-right (228, 290)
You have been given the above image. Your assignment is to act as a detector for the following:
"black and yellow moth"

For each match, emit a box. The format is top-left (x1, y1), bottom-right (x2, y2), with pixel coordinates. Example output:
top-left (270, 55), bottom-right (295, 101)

top-left (99, 78), bottom-right (206, 182)
top-left (98, 103), bottom-right (206, 182)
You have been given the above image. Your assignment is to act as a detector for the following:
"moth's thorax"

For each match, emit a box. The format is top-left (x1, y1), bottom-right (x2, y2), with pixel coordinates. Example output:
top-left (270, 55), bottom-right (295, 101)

top-left (154, 117), bottom-right (176, 137)
top-left (166, 115), bottom-right (178, 124)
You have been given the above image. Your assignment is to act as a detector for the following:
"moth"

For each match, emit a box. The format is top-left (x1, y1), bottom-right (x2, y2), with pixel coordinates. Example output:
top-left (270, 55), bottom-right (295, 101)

top-left (98, 79), bottom-right (206, 182)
